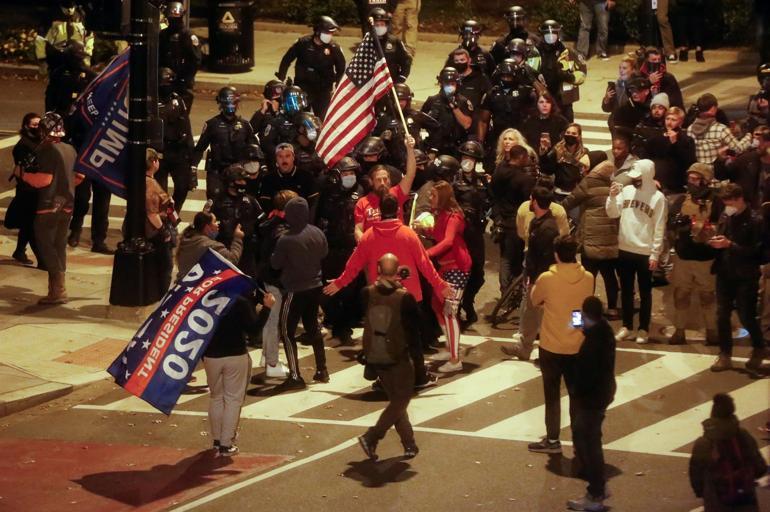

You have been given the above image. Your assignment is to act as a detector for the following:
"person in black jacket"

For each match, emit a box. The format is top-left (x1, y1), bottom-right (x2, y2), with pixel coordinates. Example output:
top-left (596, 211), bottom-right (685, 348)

top-left (9, 113), bottom-right (42, 266)
top-left (713, 127), bottom-right (770, 209)
top-left (708, 184), bottom-right (766, 373)
top-left (204, 290), bottom-right (275, 457)
top-left (610, 75), bottom-right (651, 136)
top-left (645, 106), bottom-right (695, 195)
top-left (567, 295), bottom-right (616, 512)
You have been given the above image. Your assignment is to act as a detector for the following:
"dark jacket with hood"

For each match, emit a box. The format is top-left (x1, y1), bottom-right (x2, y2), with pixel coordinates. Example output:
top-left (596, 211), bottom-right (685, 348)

top-left (712, 206), bottom-right (764, 280)
top-left (525, 210), bottom-right (559, 281)
top-left (271, 196), bottom-right (328, 292)
top-left (569, 318), bottom-right (616, 410)
top-left (689, 416), bottom-right (767, 512)
top-left (645, 129), bottom-right (696, 194)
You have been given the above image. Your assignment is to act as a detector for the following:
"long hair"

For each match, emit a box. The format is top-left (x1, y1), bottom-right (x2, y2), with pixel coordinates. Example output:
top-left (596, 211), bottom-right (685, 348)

top-left (432, 180), bottom-right (463, 216)
top-left (496, 128), bottom-right (537, 165)
top-left (19, 112), bottom-right (40, 134)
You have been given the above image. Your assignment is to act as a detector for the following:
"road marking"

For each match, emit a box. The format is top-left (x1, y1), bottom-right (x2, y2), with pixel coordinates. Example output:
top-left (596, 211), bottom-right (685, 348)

top-left (0, 135), bottom-right (20, 149)
top-left (475, 351), bottom-right (715, 441)
top-left (605, 379), bottom-right (770, 456)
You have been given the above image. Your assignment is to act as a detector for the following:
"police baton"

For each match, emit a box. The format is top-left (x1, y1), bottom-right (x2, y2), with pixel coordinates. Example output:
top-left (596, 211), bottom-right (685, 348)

top-left (367, 17), bottom-right (409, 136)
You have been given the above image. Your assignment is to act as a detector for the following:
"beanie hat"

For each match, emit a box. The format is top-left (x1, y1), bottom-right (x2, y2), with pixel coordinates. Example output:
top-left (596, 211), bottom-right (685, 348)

top-left (687, 162), bottom-right (714, 182)
top-left (651, 92), bottom-right (670, 109)
top-left (711, 393), bottom-right (735, 419)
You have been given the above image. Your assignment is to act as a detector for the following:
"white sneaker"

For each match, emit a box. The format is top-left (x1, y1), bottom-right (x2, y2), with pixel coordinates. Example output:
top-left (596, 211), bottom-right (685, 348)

top-left (437, 360), bottom-right (463, 373)
top-left (266, 362), bottom-right (289, 378)
top-left (635, 329), bottom-right (649, 344)
top-left (429, 351), bottom-right (451, 361)
top-left (615, 327), bottom-right (634, 341)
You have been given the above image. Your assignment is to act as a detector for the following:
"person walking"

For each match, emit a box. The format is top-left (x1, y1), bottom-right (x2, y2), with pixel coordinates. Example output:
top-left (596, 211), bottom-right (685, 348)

top-left (357, 253), bottom-right (421, 461)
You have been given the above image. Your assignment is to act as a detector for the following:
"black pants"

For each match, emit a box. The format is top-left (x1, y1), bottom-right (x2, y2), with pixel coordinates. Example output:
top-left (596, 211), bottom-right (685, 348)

top-left (69, 178), bottom-right (111, 244)
top-left (499, 228), bottom-right (524, 292)
top-left (280, 287), bottom-right (327, 380)
top-left (716, 275), bottom-right (765, 355)
top-left (365, 358), bottom-right (415, 446)
top-left (303, 86), bottom-right (332, 121)
top-left (12, 187), bottom-right (39, 259)
top-left (539, 347), bottom-right (576, 441)
top-left (618, 250), bottom-right (653, 331)
top-left (582, 253), bottom-right (619, 310)
top-left (205, 170), bottom-right (224, 201)
top-left (462, 226), bottom-right (486, 314)
top-left (154, 156), bottom-right (191, 212)
top-left (572, 406), bottom-right (607, 498)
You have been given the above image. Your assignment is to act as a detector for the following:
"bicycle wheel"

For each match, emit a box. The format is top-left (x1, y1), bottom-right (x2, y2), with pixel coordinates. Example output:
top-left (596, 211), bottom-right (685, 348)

top-left (487, 274), bottom-right (525, 327)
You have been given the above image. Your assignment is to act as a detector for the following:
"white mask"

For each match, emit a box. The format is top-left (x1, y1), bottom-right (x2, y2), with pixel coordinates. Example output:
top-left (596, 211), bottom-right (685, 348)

top-left (723, 205), bottom-right (738, 216)
top-left (375, 26), bottom-right (388, 37)
top-left (461, 159), bottom-right (475, 173)
top-left (319, 32), bottom-right (333, 44)
top-left (341, 174), bottom-right (357, 189)
top-left (544, 33), bottom-right (558, 45)
top-left (306, 128), bottom-right (318, 141)
top-left (443, 85), bottom-right (456, 96)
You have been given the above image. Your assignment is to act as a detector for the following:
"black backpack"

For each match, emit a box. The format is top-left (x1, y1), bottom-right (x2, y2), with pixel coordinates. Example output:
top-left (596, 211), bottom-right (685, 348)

top-left (363, 286), bottom-right (408, 366)
top-left (708, 435), bottom-right (757, 506)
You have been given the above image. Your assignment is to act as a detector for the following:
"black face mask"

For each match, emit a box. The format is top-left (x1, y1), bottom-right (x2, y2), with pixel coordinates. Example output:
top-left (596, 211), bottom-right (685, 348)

top-left (454, 62), bottom-right (469, 73)
top-left (563, 134), bottom-right (579, 146)
top-left (687, 183), bottom-right (708, 198)
top-left (23, 127), bottom-right (40, 142)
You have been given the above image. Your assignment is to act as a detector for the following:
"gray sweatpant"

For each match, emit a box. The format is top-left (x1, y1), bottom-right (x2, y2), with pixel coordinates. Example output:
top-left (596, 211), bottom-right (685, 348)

top-left (204, 353), bottom-right (251, 447)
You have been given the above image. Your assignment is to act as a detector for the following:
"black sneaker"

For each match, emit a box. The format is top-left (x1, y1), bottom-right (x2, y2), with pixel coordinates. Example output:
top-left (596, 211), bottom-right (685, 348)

top-left (414, 373), bottom-right (438, 391)
top-left (403, 443), bottom-right (419, 459)
top-left (91, 242), bottom-right (115, 255)
top-left (313, 369), bottom-right (330, 383)
top-left (357, 435), bottom-right (378, 460)
top-left (528, 438), bottom-right (562, 454)
top-left (218, 445), bottom-right (239, 457)
top-left (67, 230), bottom-right (81, 248)
top-left (273, 377), bottom-right (306, 393)
top-left (12, 251), bottom-right (34, 265)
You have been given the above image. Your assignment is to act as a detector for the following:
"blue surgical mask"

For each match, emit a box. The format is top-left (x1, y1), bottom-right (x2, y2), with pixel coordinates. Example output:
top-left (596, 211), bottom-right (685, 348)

top-left (443, 85), bottom-right (456, 96)
top-left (341, 174), bottom-right (357, 189)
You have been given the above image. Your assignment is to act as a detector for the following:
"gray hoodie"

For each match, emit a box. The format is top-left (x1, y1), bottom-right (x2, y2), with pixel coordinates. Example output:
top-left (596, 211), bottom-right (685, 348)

top-left (270, 197), bottom-right (328, 292)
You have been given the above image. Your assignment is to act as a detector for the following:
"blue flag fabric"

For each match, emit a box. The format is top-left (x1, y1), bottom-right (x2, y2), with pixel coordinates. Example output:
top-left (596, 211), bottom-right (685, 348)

top-left (72, 49), bottom-right (130, 198)
top-left (107, 249), bottom-right (256, 415)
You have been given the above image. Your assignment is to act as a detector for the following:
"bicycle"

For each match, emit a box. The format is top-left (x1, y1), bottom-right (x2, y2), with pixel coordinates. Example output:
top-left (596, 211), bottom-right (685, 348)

top-left (486, 272), bottom-right (526, 328)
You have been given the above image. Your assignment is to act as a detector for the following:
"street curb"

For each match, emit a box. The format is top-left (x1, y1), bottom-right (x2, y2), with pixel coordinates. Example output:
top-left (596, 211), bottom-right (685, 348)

top-left (0, 381), bottom-right (72, 417)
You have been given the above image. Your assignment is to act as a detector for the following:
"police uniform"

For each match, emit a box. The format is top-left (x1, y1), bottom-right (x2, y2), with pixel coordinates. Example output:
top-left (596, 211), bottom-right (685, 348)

top-left (212, 190), bottom-right (264, 278)
top-left (277, 35), bottom-right (345, 120)
top-left (453, 174), bottom-right (491, 319)
top-left (446, 46), bottom-right (496, 78)
top-left (249, 103), bottom-right (279, 141)
top-left (156, 92), bottom-right (194, 211)
top-left (372, 105), bottom-right (423, 169)
top-left (421, 93), bottom-right (474, 157)
top-left (257, 167), bottom-right (320, 214)
top-left (478, 82), bottom-right (536, 165)
top-left (261, 112), bottom-right (300, 164)
top-left (44, 58), bottom-right (95, 117)
top-left (317, 177), bottom-right (366, 340)
top-left (35, 6), bottom-right (94, 70)
top-left (456, 68), bottom-right (492, 109)
top-left (489, 29), bottom-right (539, 64)
top-left (159, 24), bottom-right (202, 111)
top-left (537, 40), bottom-right (587, 122)
top-left (192, 114), bottom-right (257, 200)
top-left (379, 34), bottom-right (412, 83)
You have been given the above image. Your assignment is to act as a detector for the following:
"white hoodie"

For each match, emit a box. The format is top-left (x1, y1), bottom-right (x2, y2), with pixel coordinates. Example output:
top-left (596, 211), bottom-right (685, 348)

top-left (605, 159), bottom-right (667, 261)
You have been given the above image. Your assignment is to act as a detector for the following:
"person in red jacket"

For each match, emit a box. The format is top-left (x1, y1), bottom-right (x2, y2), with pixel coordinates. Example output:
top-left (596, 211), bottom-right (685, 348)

top-left (421, 180), bottom-right (471, 373)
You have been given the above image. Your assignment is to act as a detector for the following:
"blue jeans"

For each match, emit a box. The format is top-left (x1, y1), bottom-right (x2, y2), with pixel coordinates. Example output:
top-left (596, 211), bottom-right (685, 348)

top-left (577, 0), bottom-right (609, 57)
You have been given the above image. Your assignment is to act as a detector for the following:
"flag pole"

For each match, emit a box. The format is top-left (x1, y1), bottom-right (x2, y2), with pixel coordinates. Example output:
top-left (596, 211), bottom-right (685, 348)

top-left (368, 17), bottom-right (409, 135)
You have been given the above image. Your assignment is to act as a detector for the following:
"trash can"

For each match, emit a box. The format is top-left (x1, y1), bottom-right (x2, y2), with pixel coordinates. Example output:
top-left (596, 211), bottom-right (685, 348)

top-left (208, 1), bottom-right (255, 73)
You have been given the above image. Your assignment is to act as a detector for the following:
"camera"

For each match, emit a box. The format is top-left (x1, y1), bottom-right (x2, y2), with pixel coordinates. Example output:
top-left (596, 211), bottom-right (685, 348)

top-left (397, 265), bottom-right (411, 280)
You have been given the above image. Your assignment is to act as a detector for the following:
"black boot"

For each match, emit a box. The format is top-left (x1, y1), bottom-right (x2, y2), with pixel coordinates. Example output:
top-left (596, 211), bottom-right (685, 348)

top-left (67, 228), bottom-right (81, 248)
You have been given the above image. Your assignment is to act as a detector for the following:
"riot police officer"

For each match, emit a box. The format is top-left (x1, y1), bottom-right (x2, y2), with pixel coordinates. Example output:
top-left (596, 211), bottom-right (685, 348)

top-left (35, 0), bottom-right (94, 73)
top-left (212, 164), bottom-right (265, 278)
top-left (155, 67), bottom-right (195, 212)
top-left (490, 5), bottom-right (539, 64)
top-left (355, 135), bottom-right (403, 189)
top-left (159, 1), bottom-right (201, 111)
top-left (536, 19), bottom-right (587, 122)
top-left (413, 154), bottom-right (461, 218)
top-left (371, 7), bottom-right (412, 83)
top-left (446, 20), bottom-right (495, 78)
top-left (277, 16), bottom-right (346, 120)
top-left (294, 112), bottom-right (325, 177)
top-left (192, 86), bottom-right (258, 200)
top-left (250, 79), bottom-right (285, 136)
top-left (421, 67), bottom-right (474, 158)
top-left (373, 83), bottom-right (425, 169)
top-left (453, 141), bottom-right (491, 325)
top-left (243, 143), bottom-right (267, 198)
top-left (355, 0), bottom-right (397, 36)
top-left (317, 157), bottom-right (366, 344)
top-left (44, 41), bottom-right (95, 117)
top-left (449, 47), bottom-right (492, 109)
top-left (477, 59), bottom-right (538, 169)
top-left (260, 85), bottom-right (308, 164)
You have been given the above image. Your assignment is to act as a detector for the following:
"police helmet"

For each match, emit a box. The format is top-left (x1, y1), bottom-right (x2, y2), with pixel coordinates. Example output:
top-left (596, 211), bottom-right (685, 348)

top-left (458, 140), bottom-right (484, 160)
top-left (245, 143), bottom-right (265, 163)
top-left (357, 136), bottom-right (386, 157)
top-left (263, 79), bottom-right (285, 100)
top-left (40, 111), bottom-right (65, 138)
top-left (159, 67), bottom-right (176, 87)
top-left (459, 19), bottom-right (482, 35)
top-left (166, 1), bottom-right (185, 18)
top-left (758, 63), bottom-right (770, 88)
top-left (223, 164), bottom-right (248, 185)
top-left (334, 156), bottom-right (361, 174)
top-left (216, 86), bottom-right (239, 114)
top-left (504, 6), bottom-right (526, 28)
top-left (369, 7), bottom-right (391, 22)
top-left (296, 112), bottom-right (321, 142)
top-left (495, 58), bottom-right (518, 78)
top-left (507, 38), bottom-right (527, 58)
top-left (414, 148), bottom-right (430, 167)
top-left (429, 155), bottom-right (461, 181)
top-left (395, 83), bottom-right (413, 102)
top-left (437, 67), bottom-right (460, 85)
top-left (539, 19), bottom-right (562, 35)
top-left (314, 16), bottom-right (340, 34)
top-left (282, 85), bottom-right (308, 115)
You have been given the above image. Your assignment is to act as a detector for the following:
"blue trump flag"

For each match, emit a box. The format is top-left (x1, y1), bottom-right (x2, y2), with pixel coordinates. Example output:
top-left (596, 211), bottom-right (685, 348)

top-left (108, 249), bottom-right (256, 415)
top-left (72, 49), bottom-right (130, 198)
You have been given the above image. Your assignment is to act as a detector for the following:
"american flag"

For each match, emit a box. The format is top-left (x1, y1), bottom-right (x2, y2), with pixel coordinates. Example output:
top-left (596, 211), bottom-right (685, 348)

top-left (316, 33), bottom-right (394, 168)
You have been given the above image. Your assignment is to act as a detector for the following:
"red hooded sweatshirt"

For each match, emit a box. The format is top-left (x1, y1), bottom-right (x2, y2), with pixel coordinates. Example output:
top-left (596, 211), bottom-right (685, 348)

top-left (333, 218), bottom-right (449, 302)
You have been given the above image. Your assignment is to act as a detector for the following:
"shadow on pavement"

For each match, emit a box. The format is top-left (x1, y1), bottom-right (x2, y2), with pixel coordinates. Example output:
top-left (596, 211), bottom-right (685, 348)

top-left (74, 449), bottom-right (238, 507)
top-left (545, 453), bottom-right (624, 482)
top-left (344, 456), bottom-right (417, 488)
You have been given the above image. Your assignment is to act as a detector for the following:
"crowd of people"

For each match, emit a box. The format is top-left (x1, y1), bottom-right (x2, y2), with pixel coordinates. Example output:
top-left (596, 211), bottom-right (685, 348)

top-left (3, 2), bottom-right (769, 510)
